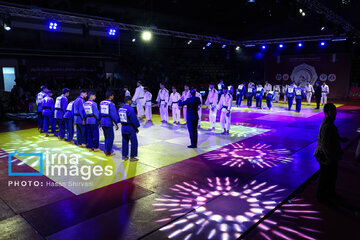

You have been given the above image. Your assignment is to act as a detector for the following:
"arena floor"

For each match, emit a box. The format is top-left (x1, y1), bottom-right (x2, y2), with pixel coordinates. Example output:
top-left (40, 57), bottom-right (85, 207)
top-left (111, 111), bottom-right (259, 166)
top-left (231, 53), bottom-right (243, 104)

top-left (0, 100), bottom-right (359, 240)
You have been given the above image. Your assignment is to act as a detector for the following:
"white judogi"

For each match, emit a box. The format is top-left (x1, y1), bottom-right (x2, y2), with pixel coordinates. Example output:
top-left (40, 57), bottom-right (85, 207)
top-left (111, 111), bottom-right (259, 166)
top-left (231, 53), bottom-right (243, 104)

top-left (218, 93), bottom-right (232, 131)
top-left (157, 88), bottom-right (169, 122)
top-left (304, 84), bottom-right (314, 105)
top-left (125, 90), bottom-right (131, 97)
top-left (181, 90), bottom-right (191, 123)
top-left (321, 84), bottom-right (329, 105)
top-left (132, 86), bottom-right (145, 118)
top-left (169, 92), bottom-right (181, 123)
top-left (264, 83), bottom-right (272, 94)
top-left (196, 92), bottom-right (203, 127)
top-left (205, 88), bottom-right (218, 128)
top-left (144, 91), bottom-right (152, 121)
top-left (273, 85), bottom-right (281, 102)
top-left (283, 85), bottom-right (288, 103)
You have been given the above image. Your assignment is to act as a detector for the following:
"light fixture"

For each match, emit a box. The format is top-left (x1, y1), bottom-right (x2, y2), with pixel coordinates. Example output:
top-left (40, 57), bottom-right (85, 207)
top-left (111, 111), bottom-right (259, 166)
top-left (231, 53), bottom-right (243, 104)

top-left (2, 16), bottom-right (11, 31)
top-left (320, 41), bottom-right (326, 46)
top-left (302, 12), bottom-right (306, 16)
top-left (236, 46), bottom-right (240, 51)
top-left (299, 9), bottom-right (303, 13)
top-left (108, 28), bottom-right (117, 36)
top-left (132, 38), bottom-right (136, 42)
top-left (279, 44), bottom-right (284, 48)
top-left (187, 40), bottom-right (192, 45)
top-left (48, 21), bottom-right (58, 30)
top-left (298, 43), bottom-right (303, 47)
top-left (206, 42), bottom-right (212, 47)
top-left (222, 44), bottom-right (226, 48)
top-left (141, 30), bottom-right (152, 41)
top-left (321, 26), bottom-right (325, 31)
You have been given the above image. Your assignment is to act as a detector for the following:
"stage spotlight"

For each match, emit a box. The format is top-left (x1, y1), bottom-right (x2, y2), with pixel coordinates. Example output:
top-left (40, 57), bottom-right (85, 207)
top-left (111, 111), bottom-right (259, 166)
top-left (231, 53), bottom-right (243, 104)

top-left (202, 46), bottom-right (206, 50)
top-left (248, 0), bottom-right (255, 2)
top-left (108, 28), bottom-right (117, 36)
top-left (48, 21), bottom-right (58, 30)
top-left (299, 9), bottom-right (303, 13)
top-left (132, 38), bottom-right (136, 42)
top-left (320, 41), bottom-right (326, 46)
top-left (141, 30), bottom-right (152, 41)
top-left (222, 44), bottom-right (226, 48)
top-left (261, 45), bottom-right (266, 50)
top-left (302, 12), bottom-right (306, 17)
top-left (206, 42), bottom-right (212, 47)
top-left (2, 16), bottom-right (11, 31)
top-left (298, 43), bottom-right (303, 47)
top-left (236, 46), bottom-right (240, 51)
top-left (279, 44), bottom-right (284, 48)
top-left (187, 40), bottom-right (192, 44)
top-left (321, 26), bottom-right (325, 31)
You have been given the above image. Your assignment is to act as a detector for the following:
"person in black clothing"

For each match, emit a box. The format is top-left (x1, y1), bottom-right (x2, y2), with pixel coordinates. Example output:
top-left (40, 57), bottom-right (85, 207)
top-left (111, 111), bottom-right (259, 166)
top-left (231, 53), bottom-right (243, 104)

top-left (314, 81), bottom-right (322, 109)
top-left (178, 88), bottom-right (201, 148)
top-left (314, 103), bottom-right (348, 204)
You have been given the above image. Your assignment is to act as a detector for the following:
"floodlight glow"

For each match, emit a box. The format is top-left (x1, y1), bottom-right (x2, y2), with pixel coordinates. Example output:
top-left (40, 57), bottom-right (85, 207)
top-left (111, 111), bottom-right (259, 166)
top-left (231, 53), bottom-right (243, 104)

top-left (108, 28), bottom-right (117, 36)
top-left (132, 38), bottom-right (136, 42)
top-left (202, 46), bottom-right (206, 50)
top-left (279, 44), bottom-right (284, 48)
top-left (141, 30), bottom-right (152, 41)
top-left (298, 43), bottom-right (303, 47)
top-left (261, 45), bottom-right (266, 49)
top-left (320, 41), bottom-right (326, 46)
top-left (299, 9), bottom-right (303, 13)
top-left (187, 40), bottom-right (192, 45)
top-left (206, 42), bottom-right (212, 47)
top-left (222, 44), bottom-right (226, 48)
top-left (236, 46), bottom-right (240, 51)
top-left (302, 12), bottom-right (306, 16)
top-left (48, 21), bottom-right (58, 30)
top-left (321, 26), bottom-right (325, 31)
top-left (4, 24), bottom-right (11, 31)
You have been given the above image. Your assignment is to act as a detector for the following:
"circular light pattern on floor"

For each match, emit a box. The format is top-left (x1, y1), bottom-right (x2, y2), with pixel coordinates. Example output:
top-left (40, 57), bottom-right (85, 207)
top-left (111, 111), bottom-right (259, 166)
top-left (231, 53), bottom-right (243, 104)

top-left (153, 178), bottom-right (286, 239)
top-left (204, 142), bottom-right (292, 169)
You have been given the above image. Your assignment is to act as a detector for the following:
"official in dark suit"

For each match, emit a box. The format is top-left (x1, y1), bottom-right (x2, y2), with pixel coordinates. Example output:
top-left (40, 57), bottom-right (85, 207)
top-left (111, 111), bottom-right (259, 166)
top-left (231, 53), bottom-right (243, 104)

top-left (314, 81), bottom-right (322, 110)
top-left (179, 89), bottom-right (201, 148)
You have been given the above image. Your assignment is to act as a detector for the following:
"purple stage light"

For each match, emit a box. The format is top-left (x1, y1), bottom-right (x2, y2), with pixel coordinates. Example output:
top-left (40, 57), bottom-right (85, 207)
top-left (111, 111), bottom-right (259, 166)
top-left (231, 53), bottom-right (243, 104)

top-left (298, 43), bottom-right (303, 47)
top-left (320, 41), bottom-right (325, 46)
top-left (279, 44), bottom-right (284, 48)
top-left (108, 28), bottom-right (117, 36)
top-left (261, 45), bottom-right (266, 50)
top-left (48, 21), bottom-right (58, 30)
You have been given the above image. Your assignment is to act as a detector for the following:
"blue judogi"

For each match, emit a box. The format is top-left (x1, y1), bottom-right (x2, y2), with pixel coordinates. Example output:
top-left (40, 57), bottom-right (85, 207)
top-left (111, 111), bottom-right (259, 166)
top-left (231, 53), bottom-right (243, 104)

top-left (118, 104), bottom-right (140, 158)
top-left (236, 84), bottom-right (246, 106)
top-left (84, 100), bottom-right (100, 149)
top-left (36, 91), bottom-right (47, 130)
top-left (247, 87), bottom-right (255, 107)
top-left (294, 87), bottom-right (306, 112)
top-left (100, 99), bottom-right (120, 154)
top-left (266, 91), bottom-right (276, 109)
top-left (179, 96), bottom-right (201, 147)
top-left (73, 96), bottom-right (87, 145)
top-left (286, 85), bottom-right (295, 110)
top-left (42, 96), bottom-right (56, 134)
top-left (255, 87), bottom-right (264, 108)
top-left (217, 82), bottom-right (225, 101)
top-left (64, 101), bottom-right (74, 141)
top-left (54, 94), bottom-right (68, 139)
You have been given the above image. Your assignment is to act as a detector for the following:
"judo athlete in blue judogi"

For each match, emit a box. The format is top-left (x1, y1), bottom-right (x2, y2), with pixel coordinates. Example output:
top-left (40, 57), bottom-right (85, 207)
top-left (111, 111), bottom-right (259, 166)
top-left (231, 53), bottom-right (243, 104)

top-left (179, 89), bottom-right (201, 148)
top-left (294, 86), bottom-right (306, 113)
top-left (73, 89), bottom-right (88, 147)
top-left (36, 85), bottom-right (48, 132)
top-left (266, 90), bottom-right (276, 110)
top-left (100, 92), bottom-right (120, 156)
top-left (247, 84), bottom-right (255, 107)
top-left (84, 92), bottom-right (100, 151)
top-left (54, 88), bottom-right (69, 140)
top-left (236, 82), bottom-right (246, 107)
top-left (42, 90), bottom-right (56, 137)
top-left (255, 85), bottom-right (265, 109)
top-left (64, 100), bottom-right (75, 144)
top-left (286, 82), bottom-right (296, 111)
top-left (119, 96), bottom-right (141, 161)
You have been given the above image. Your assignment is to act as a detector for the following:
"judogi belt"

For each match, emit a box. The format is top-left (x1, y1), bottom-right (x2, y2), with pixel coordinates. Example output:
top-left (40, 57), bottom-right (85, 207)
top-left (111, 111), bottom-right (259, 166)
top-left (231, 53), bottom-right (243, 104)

top-left (43, 107), bottom-right (51, 109)
top-left (121, 122), bottom-right (132, 126)
top-left (222, 106), bottom-right (229, 109)
top-left (146, 100), bottom-right (152, 102)
top-left (138, 97), bottom-right (144, 99)
top-left (55, 108), bottom-right (63, 111)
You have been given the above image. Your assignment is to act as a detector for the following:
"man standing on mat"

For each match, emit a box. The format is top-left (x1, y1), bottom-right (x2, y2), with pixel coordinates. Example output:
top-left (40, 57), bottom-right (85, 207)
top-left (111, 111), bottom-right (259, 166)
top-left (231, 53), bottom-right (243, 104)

top-left (84, 92), bottom-right (100, 152)
top-left (132, 81), bottom-right (145, 120)
top-left (314, 81), bottom-right (322, 110)
top-left (305, 81), bottom-right (314, 105)
top-left (55, 88), bottom-right (70, 141)
top-left (218, 87), bottom-right (233, 135)
top-left (100, 92), bottom-right (120, 156)
top-left (42, 90), bottom-right (56, 137)
top-left (157, 82), bottom-right (169, 123)
top-left (285, 82), bottom-right (295, 111)
top-left (36, 85), bottom-right (48, 133)
top-left (314, 103), bottom-right (348, 204)
top-left (181, 84), bottom-right (191, 124)
top-left (119, 96), bottom-right (140, 161)
top-left (73, 89), bottom-right (87, 147)
top-left (205, 82), bottom-right (218, 131)
top-left (179, 89), bottom-right (201, 148)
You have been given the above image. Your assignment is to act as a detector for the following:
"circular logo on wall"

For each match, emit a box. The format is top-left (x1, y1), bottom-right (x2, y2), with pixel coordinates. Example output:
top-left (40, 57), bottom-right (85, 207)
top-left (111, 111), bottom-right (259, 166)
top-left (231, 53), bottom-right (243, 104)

top-left (283, 74), bottom-right (289, 81)
top-left (328, 74), bottom-right (336, 82)
top-left (275, 74), bottom-right (282, 81)
top-left (319, 74), bottom-right (327, 82)
top-left (290, 63), bottom-right (318, 88)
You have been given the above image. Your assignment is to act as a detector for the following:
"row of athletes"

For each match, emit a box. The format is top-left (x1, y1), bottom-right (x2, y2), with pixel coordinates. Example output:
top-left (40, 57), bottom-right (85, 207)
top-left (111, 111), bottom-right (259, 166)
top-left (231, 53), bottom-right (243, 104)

top-left (36, 86), bottom-right (141, 160)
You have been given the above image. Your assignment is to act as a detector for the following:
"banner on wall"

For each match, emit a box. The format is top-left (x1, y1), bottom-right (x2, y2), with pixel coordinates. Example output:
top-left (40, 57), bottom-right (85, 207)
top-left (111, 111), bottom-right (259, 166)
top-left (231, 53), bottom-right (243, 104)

top-left (265, 53), bottom-right (351, 99)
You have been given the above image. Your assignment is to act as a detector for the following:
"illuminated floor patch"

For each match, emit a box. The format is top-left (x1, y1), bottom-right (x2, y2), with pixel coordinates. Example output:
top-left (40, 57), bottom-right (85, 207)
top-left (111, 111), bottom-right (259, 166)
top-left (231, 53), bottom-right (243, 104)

top-left (0, 115), bottom-right (269, 195)
top-left (155, 178), bottom-right (288, 240)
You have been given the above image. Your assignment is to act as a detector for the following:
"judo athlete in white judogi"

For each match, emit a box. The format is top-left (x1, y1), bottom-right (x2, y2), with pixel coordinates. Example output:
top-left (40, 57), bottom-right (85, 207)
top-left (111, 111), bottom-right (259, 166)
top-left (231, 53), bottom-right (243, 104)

top-left (156, 83), bottom-right (169, 123)
top-left (205, 83), bottom-right (218, 130)
top-left (321, 82), bottom-right (329, 105)
top-left (273, 84), bottom-right (281, 103)
top-left (264, 81), bottom-right (272, 94)
top-left (218, 87), bottom-right (233, 135)
top-left (169, 86), bottom-right (181, 124)
top-left (132, 81), bottom-right (145, 119)
top-left (181, 84), bottom-right (191, 124)
top-left (304, 82), bottom-right (314, 105)
top-left (283, 84), bottom-right (288, 103)
top-left (195, 89), bottom-right (203, 128)
top-left (144, 87), bottom-right (152, 122)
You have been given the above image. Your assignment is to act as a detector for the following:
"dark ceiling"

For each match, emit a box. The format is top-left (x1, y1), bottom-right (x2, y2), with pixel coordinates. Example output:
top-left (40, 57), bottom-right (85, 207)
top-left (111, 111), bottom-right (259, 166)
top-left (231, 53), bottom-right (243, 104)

top-left (2, 0), bottom-right (360, 40)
